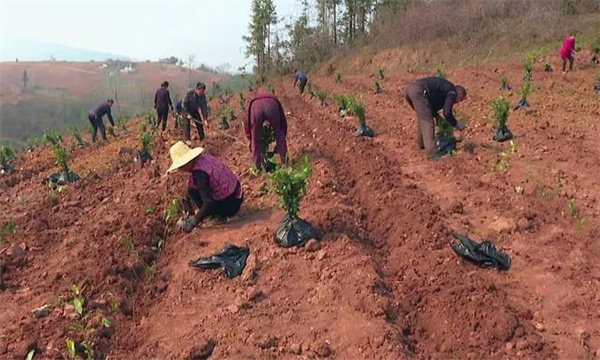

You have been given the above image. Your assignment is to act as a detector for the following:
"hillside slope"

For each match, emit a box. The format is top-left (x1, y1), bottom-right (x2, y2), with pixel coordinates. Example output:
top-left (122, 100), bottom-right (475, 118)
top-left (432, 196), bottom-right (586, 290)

top-left (1, 55), bottom-right (599, 359)
top-left (0, 61), bottom-right (226, 145)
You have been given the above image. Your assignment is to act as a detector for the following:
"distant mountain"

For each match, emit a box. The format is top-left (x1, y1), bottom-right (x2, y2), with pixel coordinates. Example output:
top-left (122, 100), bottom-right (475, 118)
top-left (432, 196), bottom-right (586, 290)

top-left (0, 37), bottom-right (131, 62)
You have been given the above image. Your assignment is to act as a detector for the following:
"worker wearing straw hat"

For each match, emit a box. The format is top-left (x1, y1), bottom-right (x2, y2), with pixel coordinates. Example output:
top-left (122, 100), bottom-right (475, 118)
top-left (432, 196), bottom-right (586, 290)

top-left (167, 141), bottom-right (244, 233)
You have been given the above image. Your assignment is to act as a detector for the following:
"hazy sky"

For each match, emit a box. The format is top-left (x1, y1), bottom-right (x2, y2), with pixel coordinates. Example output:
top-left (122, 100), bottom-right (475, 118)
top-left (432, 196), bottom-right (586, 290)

top-left (0, 0), bottom-right (303, 69)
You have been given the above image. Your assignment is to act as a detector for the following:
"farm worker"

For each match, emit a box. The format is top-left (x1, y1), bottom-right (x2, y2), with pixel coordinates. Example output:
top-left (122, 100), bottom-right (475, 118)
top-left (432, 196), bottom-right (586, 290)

top-left (154, 81), bottom-right (173, 132)
top-left (167, 141), bottom-right (244, 233)
top-left (88, 99), bottom-right (114, 142)
top-left (293, 69), bottom-right (308, 94)
top-left (175, 99), bottom-right (184, 115)
top-left (182, 82), bottom-right (210, 143)
top-left (245, 93), bottom-right (288, 169)
top-left (404, 77), bottom-right (467, 160)
top-left (559, 33), bottom-right (576, 73)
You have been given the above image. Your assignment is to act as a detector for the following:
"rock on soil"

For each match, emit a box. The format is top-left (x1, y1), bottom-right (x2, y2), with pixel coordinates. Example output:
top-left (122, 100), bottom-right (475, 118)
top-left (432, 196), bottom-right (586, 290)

top-left (188, 339), bottom-right (216, 360)
top-left (305, 239), bottom-right (321, 252)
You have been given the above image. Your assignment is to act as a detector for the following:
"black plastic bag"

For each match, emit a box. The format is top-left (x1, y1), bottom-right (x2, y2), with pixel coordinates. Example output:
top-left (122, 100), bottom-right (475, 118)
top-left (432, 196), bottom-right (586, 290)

top-left (450, 233), bottom-right (511, 271)
top-left (189, 244), bottom-right (249, 278)
top-left (544, 64), bottom-right (553, 73)
top-left (139, 150), bottom-right (152, 163)
top-left (501, 83), bottom-right (511, 91)
top-left (594, 82), bottom-right (600, 93)
top-left (356, 124), bottom-right (375, 138)
top-left (219, 121), bottom-right (230, 130)
top-left (275, 214), bottom-right (317, 248)
top-left (493, 124), bottom-right (514, 142)
top-left (261, 151), bottom-right (277, 173)
top-left (513, 99), bottom-right (530, 110)
top-left (42, 171), bottom-right (80, 186)
top-left (437, 135), bottom-right (457, 154)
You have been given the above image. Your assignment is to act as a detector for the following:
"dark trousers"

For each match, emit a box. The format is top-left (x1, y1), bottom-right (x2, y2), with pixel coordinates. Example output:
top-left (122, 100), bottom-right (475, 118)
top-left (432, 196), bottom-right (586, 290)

top-left (187, 182), bottom-right (243, 219)
top-left (405, 83), bottom-right (438, 158)
top-left (249, 98), bottom-right (287, 169)
top-left (183, 114), bottom-right (205, 141)
top-left (156, 107), bottom-right (168, 131)
top-left (299, 78), bottom-right (308, 94)
top-left (88, 114), bottom-right (106, 142)
top-left (562, 55), bottom-right (574, 72)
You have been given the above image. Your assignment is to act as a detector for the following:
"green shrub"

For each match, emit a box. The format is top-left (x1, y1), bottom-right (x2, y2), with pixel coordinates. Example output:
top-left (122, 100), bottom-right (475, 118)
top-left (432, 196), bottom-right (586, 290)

top-left (53, 144), bottom-right (70, 173)
top-left (491, 96), bottom-right (510, 127)
top-left (269, 155), bottom-right (312, 218)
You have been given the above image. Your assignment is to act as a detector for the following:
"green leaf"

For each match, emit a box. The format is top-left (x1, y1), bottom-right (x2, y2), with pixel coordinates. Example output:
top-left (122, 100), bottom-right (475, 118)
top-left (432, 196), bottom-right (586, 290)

top-left (66, 338), bottom-right (76, 357)
top-left (73, 297), bottom-right (84, 316)
top-left (102, 317), bottom-right (111, 328)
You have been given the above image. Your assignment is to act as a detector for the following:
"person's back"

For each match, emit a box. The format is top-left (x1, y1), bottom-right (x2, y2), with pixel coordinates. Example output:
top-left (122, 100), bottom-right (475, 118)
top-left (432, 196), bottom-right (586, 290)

top-left (155, 87), bottom-right (172, 109)
top-left (91, 102), bottom-right (110, 118)
top-left (417, 77), bottom-right (457, 112)
top-left (245, 93), bottom-right (288, 169)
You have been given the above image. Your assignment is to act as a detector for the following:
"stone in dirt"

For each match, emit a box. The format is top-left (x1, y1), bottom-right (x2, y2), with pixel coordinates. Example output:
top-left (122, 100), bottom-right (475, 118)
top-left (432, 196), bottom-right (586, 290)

top-left (305, 239), bottom-right (321, 252)
top-left (449, 201), bottom-right (464, 214)
top-left (315, 341), bottom-right (332, 357)
top-left (517, 218), bottom-right (532, 231)
top-left (188, 339), bottom-right (216, 360)
top-left (32, 306), bottom-right (49, 319)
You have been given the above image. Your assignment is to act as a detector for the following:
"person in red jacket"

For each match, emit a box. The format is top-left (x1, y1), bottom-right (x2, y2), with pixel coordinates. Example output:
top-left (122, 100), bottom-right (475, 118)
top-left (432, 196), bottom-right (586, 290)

top-left (559, 33), bottom-right (576, 73)
top-left (244, 93), bottom-right (288, 169)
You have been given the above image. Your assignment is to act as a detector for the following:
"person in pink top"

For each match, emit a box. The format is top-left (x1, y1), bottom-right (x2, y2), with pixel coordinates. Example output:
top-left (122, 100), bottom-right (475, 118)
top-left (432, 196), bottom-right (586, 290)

top-left (559, 33), bottom-right (576, 72)
top-left (167, 141), bottom-right (244, 233)
top-left (244, 92), bottom-right (288, 170)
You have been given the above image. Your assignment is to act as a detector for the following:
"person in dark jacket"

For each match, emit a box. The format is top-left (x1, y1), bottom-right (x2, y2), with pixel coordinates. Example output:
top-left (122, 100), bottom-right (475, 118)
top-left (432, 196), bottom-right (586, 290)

top-left (404, 77), bottom-right (466, 160)
top-left (293, 69), bottom-right (308, 94)
top-left (182, 82), bottom-right (210, 142)
top-left (88, 99), bottom-right (114, 142)
top-left (167, 141), bottom-right (244, 233)
top-left (244, 93), bottom-right (287, 169)
top-left (154, 81), bottom-right (173, 132)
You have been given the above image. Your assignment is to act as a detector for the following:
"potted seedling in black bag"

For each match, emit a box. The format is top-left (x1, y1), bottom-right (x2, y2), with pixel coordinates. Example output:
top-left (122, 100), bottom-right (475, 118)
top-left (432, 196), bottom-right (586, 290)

top-left (434, 114), bottom-right (457, 155)
top-left (514, 78), bottom-right (532, 110)
top-left (491, 96), bottom-right (513, 142)
top-left (544, 62), bottom-right (553, 72)
top-left (44, 143), bottom-right (79, 185)
top-left (335, 72), bottom-right (342, 84)
top-left (0, 145), bottom-right (16, 174)
top-left (378, 68), bottom-right (385, 80)
top-left (270, 155), bottom-right (317, 247)
top-left (139, 130), bottom-right (154, 163)
top-left (374, 80), bottom-right (383, 94)
top-left (348, 95), bottom-right (374, 138)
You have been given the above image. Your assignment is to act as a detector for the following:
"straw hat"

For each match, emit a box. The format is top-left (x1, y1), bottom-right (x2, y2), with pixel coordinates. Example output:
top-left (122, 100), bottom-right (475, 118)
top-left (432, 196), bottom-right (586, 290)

top-left (167, 141), bottom-right (204, 173)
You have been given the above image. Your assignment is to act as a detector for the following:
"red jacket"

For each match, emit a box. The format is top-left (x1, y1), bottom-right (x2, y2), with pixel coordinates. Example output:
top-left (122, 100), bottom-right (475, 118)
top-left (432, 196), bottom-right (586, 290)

top-left (559, 36), bottom-right (575, 58)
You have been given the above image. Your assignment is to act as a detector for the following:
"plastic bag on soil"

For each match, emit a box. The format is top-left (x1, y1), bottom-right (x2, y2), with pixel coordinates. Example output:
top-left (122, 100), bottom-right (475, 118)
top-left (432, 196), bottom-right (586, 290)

top-left (42, 171), bottom-right (79, 186)
top-left (356, 124), bottom-right (375, 138)
top-left (219, 122), bottom-right (230, 130)
top-left (493, 124), bottom-right (514, 142)
top-left (189, 244), bottom-right (249, 278)
top-left (513, 99), bottom-right (530, 110)
top-left (436, 135), bottom-right (457, 154)
top-left (1, 164), bottom-right (14, 175)
top-left (594, 82), bottom-right (600, 93)
top-left (450, 233), bottom-right (511, 271)
top-left (138, 150), bottom-right (152, 163)
top-left (261, 151), bottom-right (277, 173)
top-left (275, 214), bottom-right (317, 248)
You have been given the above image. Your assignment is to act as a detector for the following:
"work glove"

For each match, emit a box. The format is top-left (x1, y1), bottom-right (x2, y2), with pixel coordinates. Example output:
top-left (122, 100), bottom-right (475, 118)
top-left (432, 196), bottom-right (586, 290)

top-left (455, 121), bottom-right (467, 131)
top-left (177, 215), bottom-right (198, 233)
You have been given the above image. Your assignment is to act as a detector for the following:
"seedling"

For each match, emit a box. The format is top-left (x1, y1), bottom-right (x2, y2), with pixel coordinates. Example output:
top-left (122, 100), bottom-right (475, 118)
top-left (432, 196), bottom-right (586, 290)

top-left (123, 235), bottom-right (156, 282)
top-left (269, 155), bottom-right (312, 219)
top-left (71, 284), bottom-right (86, 317)
top-left (87, 124), bottom-right (94, 141)
top-left (141, 121), bottom-right (148, 133)
top-left (66, 338), bottom-right (76, 358)
top-left (490, 96), bottom-right (513, 142)
top-left (374, 80), bottom-right (383, 94)
top-left (515, 78), bottom-right (532, 109)
top-left (102, 317), bottom-right (111, 328)
top-left (117, 116), bottom-right (128, 132)
top-left (568, 198), bottom-right (578, 217)
top-left (435, 65), bottom-right (446, 79)
top-left (53, 144), bottom-right (71, 173)
top-left (107, 126), bottom-right (117, 138)
top-left (147, 109), bottom-right (156, 127)
top-left (158, 198), bottom-right (181, 250)
top-left (43, 131), bottom-right (63, 146)
top-left (307, 84), bottom-right (316, 99)
top-left (5, 218), bottom-right (16, 235)
top-left (335, 72), bottom-right (342, 84)
top-left (259, 124), bottom-right (277, 172)
top-left (268, 84), bottom-right (275, 94)
top-left (81, 341), bottom-right (94, 360)
top-left (315, 89), bottom-right (327, 107)
top-left (239, 92), bottom-right (246, 113)
top-left (219, 111), bottom-right (230, 130)
top-left (145, 206), bottom-right (156, 214)
top-left (378, 68), bottom-right (385, 80)
top-left (69, 126), bottom-right (88, 147)
top-left (139, 131), bottom-right (154, 162)
top-left (27, 137), bottom-right (40, 151)
top-left (334, 94), bottom-right (351, 117)
top-left (576, 217), bottom-right (587, 232)
top-left (347, 95), bottom-right (375, 137)
top-left (0, 145), bottom-right (15, 173)
top-left (501, 75), bottom-right (511, 91)
top-left (524, 60), bottom-right (533, 82)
